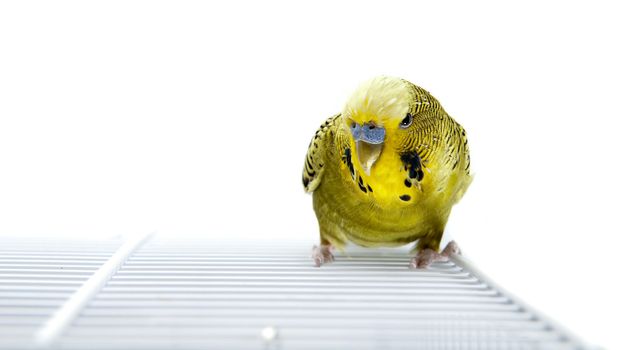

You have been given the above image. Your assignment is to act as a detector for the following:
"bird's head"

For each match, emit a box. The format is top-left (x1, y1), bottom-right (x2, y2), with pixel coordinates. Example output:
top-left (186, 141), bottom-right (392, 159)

top-left (342, 76), bottom-right (439, 175)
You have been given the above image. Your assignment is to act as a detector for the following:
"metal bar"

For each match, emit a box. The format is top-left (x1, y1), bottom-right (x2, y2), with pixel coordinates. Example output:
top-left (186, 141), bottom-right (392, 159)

top-left (33, 232), bottom-right (154, 348)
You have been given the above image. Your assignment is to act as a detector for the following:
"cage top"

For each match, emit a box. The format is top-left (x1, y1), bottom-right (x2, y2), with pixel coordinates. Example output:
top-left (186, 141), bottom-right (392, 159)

top-left (0, 233), bottom-right (589, 350)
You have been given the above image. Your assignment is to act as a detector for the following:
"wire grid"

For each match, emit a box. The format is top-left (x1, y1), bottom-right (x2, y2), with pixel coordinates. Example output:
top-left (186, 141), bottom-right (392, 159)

top-left (0, 236), bottom-right (124, 349)
top-left (0, 234), bottom-right (587, 350)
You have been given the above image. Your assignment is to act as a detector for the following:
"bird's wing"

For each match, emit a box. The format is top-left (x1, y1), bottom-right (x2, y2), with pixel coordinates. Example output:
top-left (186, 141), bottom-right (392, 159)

top-left (302, 114), bottom-right (341, 193)
top-left (451, 123), bottom-right (473, 203)
top-left (436, 120), bottom-right (472, 203)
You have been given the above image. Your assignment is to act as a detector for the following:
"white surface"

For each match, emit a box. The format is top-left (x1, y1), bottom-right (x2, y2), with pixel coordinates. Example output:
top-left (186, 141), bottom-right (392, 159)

top-left (0, 1), bottom-right (620, 349)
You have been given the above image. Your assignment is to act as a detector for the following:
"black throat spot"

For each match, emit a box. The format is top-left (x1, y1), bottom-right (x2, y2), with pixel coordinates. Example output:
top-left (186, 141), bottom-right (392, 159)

top-left (400, 151), bottom-right (424, 182)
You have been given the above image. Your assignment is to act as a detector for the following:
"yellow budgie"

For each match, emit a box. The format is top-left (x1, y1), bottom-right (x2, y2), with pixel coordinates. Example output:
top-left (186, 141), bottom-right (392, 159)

top-left (302, 77), bottom-right (471, 268)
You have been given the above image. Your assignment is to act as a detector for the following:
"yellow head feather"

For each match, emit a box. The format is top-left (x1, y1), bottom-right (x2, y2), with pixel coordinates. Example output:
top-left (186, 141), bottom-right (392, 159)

top-left (343, 76), bottom-right (411, 130)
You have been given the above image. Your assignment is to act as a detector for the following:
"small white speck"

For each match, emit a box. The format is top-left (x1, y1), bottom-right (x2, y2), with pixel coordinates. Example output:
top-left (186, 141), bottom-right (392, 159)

top-left (261, 326), bottom-right (278, 341)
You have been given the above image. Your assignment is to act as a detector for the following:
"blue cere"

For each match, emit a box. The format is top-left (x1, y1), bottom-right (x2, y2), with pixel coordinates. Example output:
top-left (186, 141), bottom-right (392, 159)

top-left (351, 123), bottom-right (385, 144)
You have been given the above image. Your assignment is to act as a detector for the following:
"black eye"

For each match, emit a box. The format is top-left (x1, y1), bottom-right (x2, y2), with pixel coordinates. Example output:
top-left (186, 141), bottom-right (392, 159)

top-left (400, 113), bottom-right (413, 128)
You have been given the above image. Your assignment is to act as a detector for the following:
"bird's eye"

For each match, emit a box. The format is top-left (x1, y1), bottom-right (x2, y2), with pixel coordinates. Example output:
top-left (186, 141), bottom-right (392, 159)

top-left (400, 113), bottom-right (413, 129)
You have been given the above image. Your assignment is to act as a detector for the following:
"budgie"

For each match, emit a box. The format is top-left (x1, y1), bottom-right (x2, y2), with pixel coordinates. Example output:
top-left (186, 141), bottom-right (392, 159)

top-left (302, 77), bottom-right (471, 268)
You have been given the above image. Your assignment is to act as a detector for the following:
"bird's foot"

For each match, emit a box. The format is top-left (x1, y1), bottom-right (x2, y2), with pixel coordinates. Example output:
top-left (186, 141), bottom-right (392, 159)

top-left (409, 249), bottom-right (447, 269)
top-left (311, 244), bottom-right (334, 267)
top-left (409, 240), bottom-right (461, 269)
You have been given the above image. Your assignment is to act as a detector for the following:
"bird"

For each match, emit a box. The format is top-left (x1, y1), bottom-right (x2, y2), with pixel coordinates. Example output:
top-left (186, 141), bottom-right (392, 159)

top-left (302, 76), bottom-right (471, 268)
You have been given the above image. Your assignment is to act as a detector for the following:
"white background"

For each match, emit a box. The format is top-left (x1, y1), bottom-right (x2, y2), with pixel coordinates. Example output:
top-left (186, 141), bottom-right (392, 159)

top-left (1, 1), bottom-right (620, 348)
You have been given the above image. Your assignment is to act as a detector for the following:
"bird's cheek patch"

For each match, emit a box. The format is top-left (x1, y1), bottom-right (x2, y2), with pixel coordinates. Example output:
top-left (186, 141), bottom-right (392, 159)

top-left (400, 151), bottom-right (425, 182)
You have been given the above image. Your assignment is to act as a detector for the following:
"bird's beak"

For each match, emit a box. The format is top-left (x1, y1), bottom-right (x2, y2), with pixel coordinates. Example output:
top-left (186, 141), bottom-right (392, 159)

top-left (350, 123), bottom-right (385, 175)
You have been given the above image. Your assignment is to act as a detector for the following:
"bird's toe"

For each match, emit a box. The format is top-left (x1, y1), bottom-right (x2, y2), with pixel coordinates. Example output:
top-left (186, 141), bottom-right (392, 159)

top-left (441, 240), bottom-right (461, 257)
top-left (311, 244), bottom-right (334, 267)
